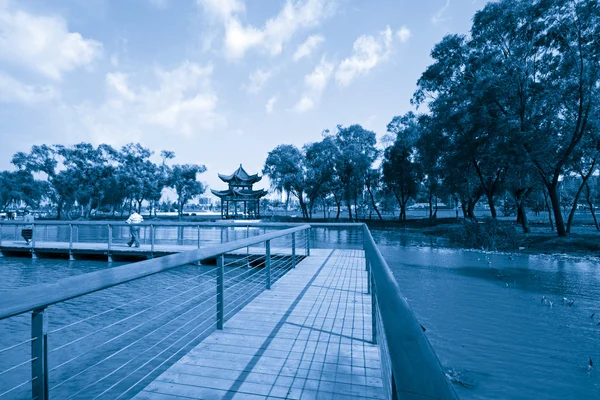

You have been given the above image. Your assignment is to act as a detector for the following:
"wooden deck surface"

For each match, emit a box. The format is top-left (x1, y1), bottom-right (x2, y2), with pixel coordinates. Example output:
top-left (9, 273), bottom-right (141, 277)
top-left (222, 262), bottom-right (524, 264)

top-left (133, 249), bottom-right (384, 400)
top-left (0, 241), bottom-right (297, 258)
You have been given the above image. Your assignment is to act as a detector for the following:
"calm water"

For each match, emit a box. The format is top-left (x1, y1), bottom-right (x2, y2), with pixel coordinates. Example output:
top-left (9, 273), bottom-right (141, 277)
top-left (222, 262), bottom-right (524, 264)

top-left (1, 227), bottom-right (599, 399)
top-left (372, 229), bottom-right (600, 400)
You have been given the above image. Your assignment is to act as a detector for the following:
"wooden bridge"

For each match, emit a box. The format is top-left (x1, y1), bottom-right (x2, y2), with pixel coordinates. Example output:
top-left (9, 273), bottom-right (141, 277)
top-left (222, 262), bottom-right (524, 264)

top-left (0, 223), bottom-right (458, 400)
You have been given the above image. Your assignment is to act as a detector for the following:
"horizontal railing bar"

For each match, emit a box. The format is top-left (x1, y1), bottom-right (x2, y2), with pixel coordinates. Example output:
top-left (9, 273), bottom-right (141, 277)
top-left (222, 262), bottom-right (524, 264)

top-left (363, 224), bottom-right (459, 400)
top-left (48, 268), bottom-right (216, 334)
top-left (0, 377), bottom-right (35, 398)
top-left (0, 357), bottom-right (36, 377)
top-left (0, 224), bottom-right (310, 320)
top-left (0, 337), bottom-right (35, 354)
top-left (0, 221), bottom-right (304, 228)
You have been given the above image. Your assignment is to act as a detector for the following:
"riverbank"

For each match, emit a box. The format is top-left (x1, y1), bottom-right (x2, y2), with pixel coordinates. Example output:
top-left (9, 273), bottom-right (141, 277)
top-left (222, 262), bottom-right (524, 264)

top-left (365, 218), bottom-right (600, 258)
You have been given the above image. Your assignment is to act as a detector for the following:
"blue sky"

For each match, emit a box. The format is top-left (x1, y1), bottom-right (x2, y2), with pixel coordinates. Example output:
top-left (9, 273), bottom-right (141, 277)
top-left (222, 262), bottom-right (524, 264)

top-left (0, 0), bottom-right (485, 192)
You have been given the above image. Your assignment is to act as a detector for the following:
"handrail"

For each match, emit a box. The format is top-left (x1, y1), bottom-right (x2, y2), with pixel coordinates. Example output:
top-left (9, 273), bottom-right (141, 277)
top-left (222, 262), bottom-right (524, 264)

top-left (362, 224), bottom-right (459, 400)
top-left (0, 224), bottom-right (310, 320)
top-left (0, 220), bottom-right (300, 227)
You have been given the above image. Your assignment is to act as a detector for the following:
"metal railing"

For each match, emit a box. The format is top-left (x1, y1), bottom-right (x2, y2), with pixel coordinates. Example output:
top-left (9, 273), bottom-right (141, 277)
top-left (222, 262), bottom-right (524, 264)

top-left (0, 221), bottom-right (299, 260)
top-left (362, 224), bottom-right (459, 400)
top-left (0, 224), bottom-right (310, 399)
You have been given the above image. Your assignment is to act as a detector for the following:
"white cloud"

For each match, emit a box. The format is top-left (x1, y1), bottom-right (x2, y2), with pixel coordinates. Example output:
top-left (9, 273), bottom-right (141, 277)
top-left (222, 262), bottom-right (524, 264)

top-left (293, 34), bottom-right (324, 61)
top-left (396, 26), bottom-right (412, 43)
top-left (0, 72), bottom-right (58, 104)
top-left (265, 96), bottom-right (277, 113)
top-left (199, 0), bottom-right (334, 59)
top-left (335, 26), bottom-right (394, 87)
top-left (78, 61), bottom-right (226, 144)
top-left (244, 69), bottom-right (272, 93)
top-left (431, 0), bottom-right (451, 25)
top-left (0, 4), bottom-right (102, 80)
top-left (293, 57), bottom-right (334, 113)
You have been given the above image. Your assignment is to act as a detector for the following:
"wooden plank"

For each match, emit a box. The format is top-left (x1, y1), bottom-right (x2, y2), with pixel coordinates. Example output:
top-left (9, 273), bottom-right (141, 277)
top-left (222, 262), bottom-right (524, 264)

top-left (133, 249), bottom-right (384, 400)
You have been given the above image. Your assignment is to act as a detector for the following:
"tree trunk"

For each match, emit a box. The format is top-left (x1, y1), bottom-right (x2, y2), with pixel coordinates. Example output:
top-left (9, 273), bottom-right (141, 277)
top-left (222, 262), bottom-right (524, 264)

top-left (566, 159), bottom-right (598, 233)
top-left (346, 195), bottom-right (353, 221)
top-left (585, 183), bottom-right (599, 231)
top-left (365, 184), bottom-right (382, 220)
top-left (542, 188), bottom-right (554, 231)
top-left (322, 197), bottom-right (327, 220)
top-left (487, 193), bottom-right (497, 219)
top-left (518, 202), bottom-right (530, 233)
top-left (353, 194), bottom-right (359, 221)
top-left (547, 184), bottom-right (566, 236)
top-left (433, 197), bottom-right (438, 219)
top-left (428, 193), bottom-right (433, 219)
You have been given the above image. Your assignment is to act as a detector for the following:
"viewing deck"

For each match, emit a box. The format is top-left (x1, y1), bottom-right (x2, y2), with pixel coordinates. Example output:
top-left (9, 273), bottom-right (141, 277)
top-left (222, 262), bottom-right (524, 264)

top-left (135, 249), bottom-right (384, 400)
top-left (0, 223), bottom-right (458, 400)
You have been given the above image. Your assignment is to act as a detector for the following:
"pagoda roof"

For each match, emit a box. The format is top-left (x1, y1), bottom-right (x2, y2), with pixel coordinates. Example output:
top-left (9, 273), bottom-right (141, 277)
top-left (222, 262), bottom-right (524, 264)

top-left (211, 188), bottom-right (267, 199)
top-left (218, 164), bottom-right (262, 184)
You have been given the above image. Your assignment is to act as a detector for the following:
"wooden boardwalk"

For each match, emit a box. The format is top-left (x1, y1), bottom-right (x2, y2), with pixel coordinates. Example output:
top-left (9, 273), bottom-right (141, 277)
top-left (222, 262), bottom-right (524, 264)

top-left (134, 249), bottom-right (384, 400)
top-left (0, 241), bottom-right (297, 260)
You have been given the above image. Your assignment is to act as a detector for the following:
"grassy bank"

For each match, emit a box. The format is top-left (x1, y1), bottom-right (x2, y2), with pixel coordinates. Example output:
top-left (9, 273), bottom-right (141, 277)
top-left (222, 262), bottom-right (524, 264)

top-left (365, 218), bottom-right (600, 257)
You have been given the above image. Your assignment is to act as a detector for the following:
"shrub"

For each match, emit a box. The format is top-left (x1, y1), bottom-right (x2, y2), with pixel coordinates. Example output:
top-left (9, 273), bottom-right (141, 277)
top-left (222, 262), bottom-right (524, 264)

top-left (450, 218), bottom-right (522, 251)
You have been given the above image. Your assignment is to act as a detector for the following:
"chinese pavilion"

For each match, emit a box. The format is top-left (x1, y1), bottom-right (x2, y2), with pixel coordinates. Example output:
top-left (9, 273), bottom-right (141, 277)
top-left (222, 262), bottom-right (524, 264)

top-left (210, 165), bottom-right (267, 219)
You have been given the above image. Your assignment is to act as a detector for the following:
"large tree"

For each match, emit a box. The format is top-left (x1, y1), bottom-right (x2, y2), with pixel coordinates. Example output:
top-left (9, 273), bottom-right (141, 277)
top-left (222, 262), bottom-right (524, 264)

top-left (263, 145), bottom-right (309, 219)
top-left (334, 125), bottom-right (378, 221)
top-left (166, 164), bottom-right (207, 219)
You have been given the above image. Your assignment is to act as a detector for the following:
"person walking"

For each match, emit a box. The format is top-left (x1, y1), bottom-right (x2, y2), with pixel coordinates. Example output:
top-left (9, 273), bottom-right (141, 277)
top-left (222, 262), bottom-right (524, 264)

top-left (21, 210), bottom-right (35, 244)
top-left (126, 211), bottom-right (143, 247)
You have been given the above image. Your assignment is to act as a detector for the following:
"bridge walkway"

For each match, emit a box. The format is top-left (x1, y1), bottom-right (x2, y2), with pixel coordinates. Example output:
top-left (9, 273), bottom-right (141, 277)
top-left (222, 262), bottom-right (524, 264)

top-left (134, 249), bottom-right (384, 400)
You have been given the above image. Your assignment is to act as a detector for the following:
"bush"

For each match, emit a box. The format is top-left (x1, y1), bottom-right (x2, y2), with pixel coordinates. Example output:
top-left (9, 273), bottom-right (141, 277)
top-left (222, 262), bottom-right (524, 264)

top-left (450, 218), bottom-right (522, 251)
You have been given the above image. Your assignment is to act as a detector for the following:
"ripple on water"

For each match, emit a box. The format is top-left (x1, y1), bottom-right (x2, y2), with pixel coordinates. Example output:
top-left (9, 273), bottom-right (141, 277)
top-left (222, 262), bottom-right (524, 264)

top-left (373, 230), bottom-right (600, 400)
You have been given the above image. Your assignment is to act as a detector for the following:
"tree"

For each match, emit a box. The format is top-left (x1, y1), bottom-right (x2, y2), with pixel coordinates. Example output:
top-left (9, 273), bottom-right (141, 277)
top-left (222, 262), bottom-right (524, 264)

top-left (469, 0), bottom-right (600, 236)
top-left (263, 145), bottom-right (309, 219)
top-left (166, 164), bottom-right (207, 219)
top-left (304, 136), bottom-right (341, 219)
top-left (382, 140), bottom-right (420, 221)
top-left (334, 125), bottom-right (378, 221)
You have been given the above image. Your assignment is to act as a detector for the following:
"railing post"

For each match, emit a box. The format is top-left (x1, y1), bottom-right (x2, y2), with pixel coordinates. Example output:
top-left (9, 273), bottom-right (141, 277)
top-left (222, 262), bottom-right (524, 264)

top-left (107, 224), bottom-right (113, 263)
top-left (68, 223), bottom-right (74, 261)
top-left (217, 254), bottom-right (224, 329)
top-left (197, 225), bottom-right (201, 249)
top-left (292, 232), bottom-right (296, 268)
top-left (305, 229), bottom-right (310, 256)
top-left (150, 224), bottom-right (155, 257)
top-left (31, 223), bottom-right (37, 259)
top-left (266, 240), bottom-right (271, 289)
top-left (371, 271), bottom-right (377, 345)
top-left (31, 308), bottom-right (48, 400)
top-left (366, 255), bottom-right (371, 295)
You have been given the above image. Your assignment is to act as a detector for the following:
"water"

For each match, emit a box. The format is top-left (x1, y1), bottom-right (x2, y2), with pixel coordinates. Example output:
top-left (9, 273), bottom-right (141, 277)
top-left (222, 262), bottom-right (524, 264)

top-left (0, 254), bottom-right (294, 399)
top-left (2, 227), bottom-right (599, 399)
top-left (372, 229), bottom-right (600, 400)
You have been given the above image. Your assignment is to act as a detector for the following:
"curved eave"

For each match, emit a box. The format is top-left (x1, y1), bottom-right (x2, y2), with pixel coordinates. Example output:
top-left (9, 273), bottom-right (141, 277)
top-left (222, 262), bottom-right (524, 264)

top-left (210, 189), bottom-right (233, 198)
top-left (218, 174), bottom-right (262, 184)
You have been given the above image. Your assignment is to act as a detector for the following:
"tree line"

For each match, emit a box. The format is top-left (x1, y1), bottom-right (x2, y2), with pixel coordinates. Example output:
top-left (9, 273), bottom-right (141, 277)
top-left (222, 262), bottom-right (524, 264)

top-left (263, 0), bottom-right (600, 237)
top-left (1, 143), bottom-right (206, 219)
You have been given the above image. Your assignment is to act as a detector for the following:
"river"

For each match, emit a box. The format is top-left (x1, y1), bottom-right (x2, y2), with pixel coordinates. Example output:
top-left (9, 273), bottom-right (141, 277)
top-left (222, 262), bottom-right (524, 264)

top-left (1, 228), bottom-right (599, 399)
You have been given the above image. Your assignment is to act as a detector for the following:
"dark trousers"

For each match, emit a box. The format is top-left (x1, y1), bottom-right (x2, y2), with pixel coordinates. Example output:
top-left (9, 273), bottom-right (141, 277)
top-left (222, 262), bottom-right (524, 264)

top-left (128, 226), bottom-right (140, 247)
top-left (22, 228), bottom-right (33, 242)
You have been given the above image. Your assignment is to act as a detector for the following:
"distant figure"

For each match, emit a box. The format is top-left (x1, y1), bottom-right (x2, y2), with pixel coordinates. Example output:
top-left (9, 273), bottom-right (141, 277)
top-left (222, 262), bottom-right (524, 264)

top-left (126, 212), bottom-right (143, 248)
top-left (21, 210), bottom-right (34, 244)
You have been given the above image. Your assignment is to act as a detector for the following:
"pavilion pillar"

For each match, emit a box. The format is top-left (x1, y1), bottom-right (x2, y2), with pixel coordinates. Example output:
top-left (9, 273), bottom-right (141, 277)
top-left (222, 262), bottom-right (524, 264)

top-left (226, 201), bottom-right (229, 219)
top-left (234, 201), bottom-right (238, 219)
top-left (244, 201), bottom-right (247, 219)
top-left (221, 200), bottom-right (224, 219)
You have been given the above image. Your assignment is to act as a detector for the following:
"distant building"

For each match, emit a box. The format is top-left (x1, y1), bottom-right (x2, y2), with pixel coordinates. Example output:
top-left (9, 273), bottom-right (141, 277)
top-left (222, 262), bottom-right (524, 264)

top-left (210, 165), bottom-right (267, 219)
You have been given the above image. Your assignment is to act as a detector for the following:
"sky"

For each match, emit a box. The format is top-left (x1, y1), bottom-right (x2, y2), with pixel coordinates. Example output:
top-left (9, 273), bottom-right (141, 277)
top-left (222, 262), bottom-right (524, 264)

top-left (0, 0), bottom-right (486, 195)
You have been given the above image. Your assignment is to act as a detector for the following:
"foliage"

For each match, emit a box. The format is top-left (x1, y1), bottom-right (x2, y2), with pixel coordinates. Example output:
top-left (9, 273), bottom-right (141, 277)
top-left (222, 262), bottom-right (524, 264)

top-left (450, 219), bottom-right (522, 251)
